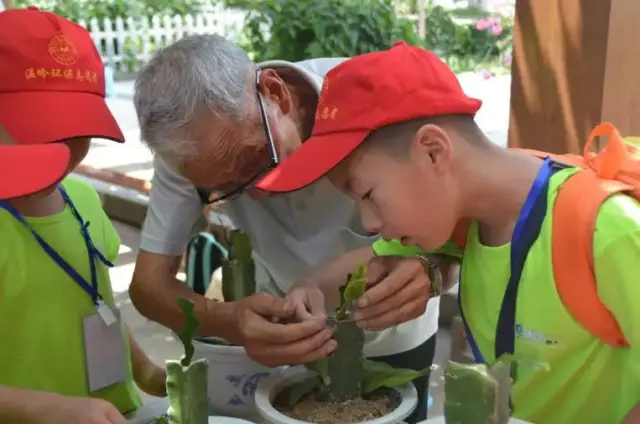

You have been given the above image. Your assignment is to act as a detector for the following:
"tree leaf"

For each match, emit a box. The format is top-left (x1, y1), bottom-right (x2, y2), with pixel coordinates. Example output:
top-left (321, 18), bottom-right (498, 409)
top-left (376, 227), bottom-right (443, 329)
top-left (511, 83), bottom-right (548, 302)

top-left (228, 230), bottom-right (252, 262)
top-left (336, 263), bottom-right (367, 319)
top-left (361, 359), bottom-right (431, 394)
top-left (305, 358), bottom-right (329, 382)
top-left (276, 376), bottom-right (321, 408)
top-left (343, 263), bottom-right (367, 303)
top-left (221, 230), bottom-right (257, 302)
top-left (176, 297), bottom-right (199, 367)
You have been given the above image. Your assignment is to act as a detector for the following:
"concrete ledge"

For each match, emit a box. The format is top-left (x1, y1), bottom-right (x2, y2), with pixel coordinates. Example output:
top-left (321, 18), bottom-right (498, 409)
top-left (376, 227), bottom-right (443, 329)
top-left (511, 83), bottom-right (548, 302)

top-left (71, 172), bottom-right (149, 228)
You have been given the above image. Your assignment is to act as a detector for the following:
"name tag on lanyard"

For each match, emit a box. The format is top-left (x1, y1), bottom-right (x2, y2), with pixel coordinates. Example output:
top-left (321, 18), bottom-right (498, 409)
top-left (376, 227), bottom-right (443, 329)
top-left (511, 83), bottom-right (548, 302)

top-left (457, 157), bottom-right (561, 395)
top-left (84, 307), bottom-right (128, 392)
top-left (0, 186), bottom-right (127, 391)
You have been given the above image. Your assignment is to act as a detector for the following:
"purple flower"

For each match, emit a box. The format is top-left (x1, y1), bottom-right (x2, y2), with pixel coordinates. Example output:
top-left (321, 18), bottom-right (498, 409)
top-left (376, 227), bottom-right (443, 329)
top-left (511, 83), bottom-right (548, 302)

top-left (475, 18), bottom-right (491, 31)
top-left (491, 24), bottom-right (502, 36)
top-left (480, 69), bottom-right (493, 80)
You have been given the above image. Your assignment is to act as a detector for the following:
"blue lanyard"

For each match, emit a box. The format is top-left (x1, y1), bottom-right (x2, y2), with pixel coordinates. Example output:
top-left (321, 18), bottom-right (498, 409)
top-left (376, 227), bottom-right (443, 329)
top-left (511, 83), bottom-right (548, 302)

top-left (458, 157), bottom-right (561, 365)
top-left (0, 186), bottom-right (114, 305)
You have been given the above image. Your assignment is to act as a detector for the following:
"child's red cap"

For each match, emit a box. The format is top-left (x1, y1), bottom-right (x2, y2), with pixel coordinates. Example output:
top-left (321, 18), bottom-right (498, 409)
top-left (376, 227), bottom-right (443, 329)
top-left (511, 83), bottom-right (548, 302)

top-left (0, 126), bottom-right (71, 200)
top-left (256, 42), bottom-right (482, 193)
top-left (0, 7), bottom-right (124, 145)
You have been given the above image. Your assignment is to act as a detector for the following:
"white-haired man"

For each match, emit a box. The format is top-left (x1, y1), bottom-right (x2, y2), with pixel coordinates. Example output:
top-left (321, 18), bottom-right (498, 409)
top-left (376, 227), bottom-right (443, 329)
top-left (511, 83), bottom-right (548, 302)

top-left (131, 35), bottom-right (458, 423)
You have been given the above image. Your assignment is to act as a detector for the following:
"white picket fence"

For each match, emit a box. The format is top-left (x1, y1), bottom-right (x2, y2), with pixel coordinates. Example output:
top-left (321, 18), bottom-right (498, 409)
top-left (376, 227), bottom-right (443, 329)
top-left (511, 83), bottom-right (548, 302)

top-left (77, 0), bottom-right (513, 74)
top-left (78, 8), bottom-right (247, 73)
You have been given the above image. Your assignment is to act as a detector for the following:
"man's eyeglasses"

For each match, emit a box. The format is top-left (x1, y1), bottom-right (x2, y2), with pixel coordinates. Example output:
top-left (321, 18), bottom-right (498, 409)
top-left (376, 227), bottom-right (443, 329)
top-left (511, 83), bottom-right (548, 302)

top-left (206, 70), bottom-right (280, 205)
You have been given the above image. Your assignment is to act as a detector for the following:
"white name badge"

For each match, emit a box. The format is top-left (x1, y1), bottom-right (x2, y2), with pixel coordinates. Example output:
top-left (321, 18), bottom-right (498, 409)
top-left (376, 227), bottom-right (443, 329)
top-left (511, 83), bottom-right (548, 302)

top-left (83, 305), bottom-right (127, 393)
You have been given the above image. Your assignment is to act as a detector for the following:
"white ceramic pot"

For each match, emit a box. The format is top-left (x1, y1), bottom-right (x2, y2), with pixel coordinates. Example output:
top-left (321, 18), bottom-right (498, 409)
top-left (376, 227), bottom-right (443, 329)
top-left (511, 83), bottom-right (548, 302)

top-left (209, 417), bottom-right (254, 423)
top-left (418, 417), bottom-right (534, 423)
top-left (193, 339), bottom-right (281, 419)
top-left (255, 366), bottom-right (418, 424)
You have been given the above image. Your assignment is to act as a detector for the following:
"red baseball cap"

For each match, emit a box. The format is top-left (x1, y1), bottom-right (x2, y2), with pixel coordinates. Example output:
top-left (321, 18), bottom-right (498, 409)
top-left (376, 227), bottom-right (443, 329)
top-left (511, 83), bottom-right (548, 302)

top-left (0, 126), bottom-right (71, 200)
top-left (256, 42), bottom-right (482, 193)
top-left (0, 7), bottom-right (124, 145)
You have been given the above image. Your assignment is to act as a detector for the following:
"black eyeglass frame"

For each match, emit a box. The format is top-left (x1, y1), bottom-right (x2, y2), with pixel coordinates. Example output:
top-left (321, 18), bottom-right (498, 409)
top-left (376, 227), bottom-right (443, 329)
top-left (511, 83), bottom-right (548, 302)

top-left (206, 69), bottom-right (280, 205)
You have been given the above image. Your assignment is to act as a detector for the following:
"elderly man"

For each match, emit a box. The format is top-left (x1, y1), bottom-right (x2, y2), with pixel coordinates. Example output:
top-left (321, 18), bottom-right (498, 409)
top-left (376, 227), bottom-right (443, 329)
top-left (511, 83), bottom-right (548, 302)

top-left (131, 34), bottom-right (457, 423)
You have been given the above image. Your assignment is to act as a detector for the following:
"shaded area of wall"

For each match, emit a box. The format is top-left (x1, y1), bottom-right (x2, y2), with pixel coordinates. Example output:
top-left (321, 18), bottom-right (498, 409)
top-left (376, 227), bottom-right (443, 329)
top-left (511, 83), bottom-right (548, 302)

top-left (509, 0), bottom-right (640, 153)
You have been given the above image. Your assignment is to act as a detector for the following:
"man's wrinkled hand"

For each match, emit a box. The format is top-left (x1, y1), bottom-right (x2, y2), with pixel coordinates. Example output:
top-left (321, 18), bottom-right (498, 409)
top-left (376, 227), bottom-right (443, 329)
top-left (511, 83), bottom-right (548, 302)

top-left (233, 293), bottom-right (336, 367)
top-left (353, 256), bottom-right (431, 330)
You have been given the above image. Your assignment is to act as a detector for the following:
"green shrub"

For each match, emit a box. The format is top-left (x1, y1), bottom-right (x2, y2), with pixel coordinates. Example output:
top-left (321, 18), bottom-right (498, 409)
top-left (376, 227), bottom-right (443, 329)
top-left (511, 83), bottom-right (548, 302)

top-left (422, 5), bottom-right (513, 73)
top-left (13, 0), bottom-right (212, 21)
top-left (238, 0), bottom-right (423, 63)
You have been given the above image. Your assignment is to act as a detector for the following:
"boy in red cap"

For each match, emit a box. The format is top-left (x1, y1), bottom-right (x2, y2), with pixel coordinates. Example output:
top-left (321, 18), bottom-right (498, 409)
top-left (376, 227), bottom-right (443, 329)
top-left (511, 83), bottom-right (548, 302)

top-left (0, 8), bottom-right (165, 424)
top-left (257, 43), bottom-right (640, 424)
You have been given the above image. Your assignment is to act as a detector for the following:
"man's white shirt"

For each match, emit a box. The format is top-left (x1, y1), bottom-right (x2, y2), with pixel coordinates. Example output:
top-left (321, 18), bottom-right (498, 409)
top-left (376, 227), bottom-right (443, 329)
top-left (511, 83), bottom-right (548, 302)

top-left (140, 57), bottom-right (439, 357)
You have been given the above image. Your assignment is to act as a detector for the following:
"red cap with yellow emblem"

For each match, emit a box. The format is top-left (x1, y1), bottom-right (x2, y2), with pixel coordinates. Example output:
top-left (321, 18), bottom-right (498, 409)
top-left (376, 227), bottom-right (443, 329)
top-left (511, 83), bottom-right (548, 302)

top-left (256, 42), bottom-right (482, 193)
top-left (0, 125), bottom-right (71, 200)
top-left (0, 6), bottom-right (124, 145)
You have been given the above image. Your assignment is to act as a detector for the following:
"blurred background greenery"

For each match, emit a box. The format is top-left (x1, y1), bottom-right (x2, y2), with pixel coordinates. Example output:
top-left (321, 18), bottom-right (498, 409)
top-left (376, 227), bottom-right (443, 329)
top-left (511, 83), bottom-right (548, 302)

top-left (15, 0), bottom-right (513, 75)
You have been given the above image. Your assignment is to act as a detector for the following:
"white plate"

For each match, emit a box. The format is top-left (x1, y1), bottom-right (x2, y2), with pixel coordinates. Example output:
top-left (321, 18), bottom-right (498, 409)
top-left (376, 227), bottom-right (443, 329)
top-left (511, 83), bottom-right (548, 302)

top-left (418, 417), bottom-right (533, 424)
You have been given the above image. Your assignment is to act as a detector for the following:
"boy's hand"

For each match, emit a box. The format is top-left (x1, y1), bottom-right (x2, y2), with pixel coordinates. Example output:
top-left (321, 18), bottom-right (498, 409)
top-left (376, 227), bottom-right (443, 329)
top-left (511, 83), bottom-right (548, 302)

top-left (283, 284), bottom-right (327, 321)
top-left (135, 362), bottom-right (167, 398)
top-left (127, 328), bottom-right (167, 397)
top-left (354, 256), bottom-right (431, 330)
top-left (45, 396), bottom-right (126, 424)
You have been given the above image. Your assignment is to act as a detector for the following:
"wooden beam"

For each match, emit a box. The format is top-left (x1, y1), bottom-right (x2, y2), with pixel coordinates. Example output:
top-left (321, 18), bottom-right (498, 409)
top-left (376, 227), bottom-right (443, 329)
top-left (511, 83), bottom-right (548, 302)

top-left (508, 0), bottom-right (640, 153)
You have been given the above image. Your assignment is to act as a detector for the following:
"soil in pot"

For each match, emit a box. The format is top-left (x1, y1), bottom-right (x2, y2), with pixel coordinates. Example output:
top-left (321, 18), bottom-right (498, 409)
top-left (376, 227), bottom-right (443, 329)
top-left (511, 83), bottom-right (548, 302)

top-left (274, 387), bottom-right (401, 424)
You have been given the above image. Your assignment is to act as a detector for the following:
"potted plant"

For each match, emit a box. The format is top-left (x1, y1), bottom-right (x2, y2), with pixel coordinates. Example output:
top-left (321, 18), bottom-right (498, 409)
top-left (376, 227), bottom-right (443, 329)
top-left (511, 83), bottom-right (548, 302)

top-left (254, 264), bottom-right (430, 424)
top-left (437, 355), bottom-right (534, 424)
top-left (148, 298), bottom-right (253, 424)
top-left (187, 229), bottom-right (280, 419)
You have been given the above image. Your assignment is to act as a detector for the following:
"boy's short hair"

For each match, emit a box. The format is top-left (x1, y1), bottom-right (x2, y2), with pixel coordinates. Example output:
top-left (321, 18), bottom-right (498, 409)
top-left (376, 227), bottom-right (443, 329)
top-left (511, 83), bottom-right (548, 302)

top-left (0, 7), bottom-right (124, 145)
top-left (257, 42), bottom-right (482, 193)
top-left (363, 114), bottom-right (482, 158)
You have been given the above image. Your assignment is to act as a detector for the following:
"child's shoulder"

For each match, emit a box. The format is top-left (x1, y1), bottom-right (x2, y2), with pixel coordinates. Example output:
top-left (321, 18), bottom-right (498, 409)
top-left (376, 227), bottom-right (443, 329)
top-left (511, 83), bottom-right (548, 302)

top-left (594, 193), bottom-right (640, 252)
top-left (61, 175), bottom-right (100, 198)
top-left (61, 176), bottom-right (103, 209)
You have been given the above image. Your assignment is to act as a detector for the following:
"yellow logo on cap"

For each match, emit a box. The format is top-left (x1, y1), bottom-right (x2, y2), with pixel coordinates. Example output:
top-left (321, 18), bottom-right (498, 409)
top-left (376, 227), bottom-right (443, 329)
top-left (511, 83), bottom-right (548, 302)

top-left (320, 78), bottom-right (329, 96)
top-left (48, 35), bottom-right (78, 66)
top-left (315, 78), bottom-right (338, 121)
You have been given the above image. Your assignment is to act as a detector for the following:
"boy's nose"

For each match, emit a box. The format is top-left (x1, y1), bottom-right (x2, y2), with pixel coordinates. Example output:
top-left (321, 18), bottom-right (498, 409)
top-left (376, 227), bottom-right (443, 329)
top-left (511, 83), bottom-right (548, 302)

top-left (360, 206), bottom-right (383, 235)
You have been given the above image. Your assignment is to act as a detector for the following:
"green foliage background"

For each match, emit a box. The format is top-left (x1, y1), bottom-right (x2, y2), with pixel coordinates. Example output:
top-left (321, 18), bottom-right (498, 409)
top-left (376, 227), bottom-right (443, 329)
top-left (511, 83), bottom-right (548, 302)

top-left (15, 0), bottom-right (513, 74)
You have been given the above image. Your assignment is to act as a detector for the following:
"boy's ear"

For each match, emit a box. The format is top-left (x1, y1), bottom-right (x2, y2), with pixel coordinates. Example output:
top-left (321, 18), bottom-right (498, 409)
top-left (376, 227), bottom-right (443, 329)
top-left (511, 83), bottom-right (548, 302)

top-left (411, 124), bottom-right (454, 173)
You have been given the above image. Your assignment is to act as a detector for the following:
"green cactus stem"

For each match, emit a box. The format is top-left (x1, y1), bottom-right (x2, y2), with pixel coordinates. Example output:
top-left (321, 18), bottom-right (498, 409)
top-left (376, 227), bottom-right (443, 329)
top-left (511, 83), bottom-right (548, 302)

top-left (283, 263), bottom-right (431, 410)
top-left (323, 320), bottom-right (365, 401)
top-left (443, 355), bottom-right (513, 424)
top-left (321, 264), bottom-right (367, 402)
top-left (221, 230), bottom-right (257, 303)
top-left (166, 298), bottom-right (209, 424)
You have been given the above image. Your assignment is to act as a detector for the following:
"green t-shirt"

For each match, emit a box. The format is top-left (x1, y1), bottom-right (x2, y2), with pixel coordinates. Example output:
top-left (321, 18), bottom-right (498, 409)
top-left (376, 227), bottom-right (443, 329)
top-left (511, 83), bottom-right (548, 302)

top-left (373, 168), bottom-right (640, 424)
top-left (0, 177), bottom-right (141, 414)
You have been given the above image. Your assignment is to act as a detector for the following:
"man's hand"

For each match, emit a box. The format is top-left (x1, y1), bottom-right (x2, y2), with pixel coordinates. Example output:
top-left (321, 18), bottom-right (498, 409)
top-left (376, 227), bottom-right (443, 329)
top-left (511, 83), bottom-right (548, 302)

top-left (353, 256), bottom-right (432, 330)
top-left (233, 293), bottom-right (336, 367)
top-left (50, 397), bottom-right (127, 424)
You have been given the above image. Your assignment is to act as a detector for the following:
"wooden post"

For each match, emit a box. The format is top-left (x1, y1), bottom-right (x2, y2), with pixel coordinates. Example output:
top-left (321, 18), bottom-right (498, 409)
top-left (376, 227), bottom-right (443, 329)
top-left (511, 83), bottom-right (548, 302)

top-left (417, 0), bottom-right (426, 40)
top-left (508, 0), bottom-right (640, 153)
